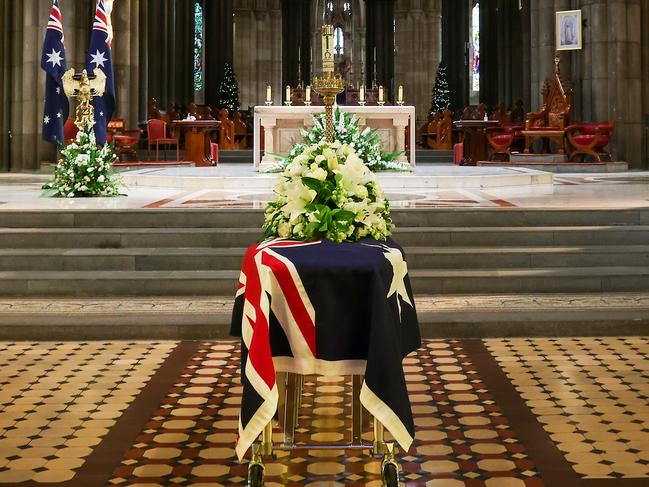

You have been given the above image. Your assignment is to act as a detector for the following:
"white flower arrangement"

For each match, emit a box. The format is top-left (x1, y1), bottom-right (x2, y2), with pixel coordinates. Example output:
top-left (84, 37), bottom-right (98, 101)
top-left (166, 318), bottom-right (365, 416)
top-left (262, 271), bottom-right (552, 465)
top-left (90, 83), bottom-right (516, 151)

top-left (43, 127), bottom-right (123, 198)
top-left (278, 109), bottom-right (410, 173)
top-left (263, 141), bottom-right (393, 243)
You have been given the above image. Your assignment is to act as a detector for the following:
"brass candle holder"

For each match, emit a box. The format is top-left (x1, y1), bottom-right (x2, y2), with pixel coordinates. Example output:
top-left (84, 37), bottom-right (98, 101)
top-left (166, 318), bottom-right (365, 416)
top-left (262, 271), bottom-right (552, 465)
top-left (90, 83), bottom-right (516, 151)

top-left (313, 72), bottom-right (345, 143)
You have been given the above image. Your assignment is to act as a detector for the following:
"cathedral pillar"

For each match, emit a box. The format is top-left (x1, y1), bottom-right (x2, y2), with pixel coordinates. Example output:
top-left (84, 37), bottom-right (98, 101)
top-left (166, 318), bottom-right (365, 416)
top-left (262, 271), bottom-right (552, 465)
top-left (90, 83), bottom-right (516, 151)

top-left (112, 0), bottom-right (140, 129)
top-left (234, 0), bottom-right (282, 109)
top-left (395, 0), bottom-right (442, 123)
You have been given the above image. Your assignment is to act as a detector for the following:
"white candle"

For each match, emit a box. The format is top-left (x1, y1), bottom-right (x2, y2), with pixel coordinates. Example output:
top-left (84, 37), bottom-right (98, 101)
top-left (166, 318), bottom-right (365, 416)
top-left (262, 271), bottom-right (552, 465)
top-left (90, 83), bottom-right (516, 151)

top-left (305, 85), bottom-right (311, 102)
top-left (398, 85), bottom-right (403, 103)
top-left (266, 85), bottom-right (272, 103)
top-left (286, 85), bottom-right (291, 102)
top-left (378, 86), bottom-right (384, 102)
top-left (359, 85), bottom-right (365, 102)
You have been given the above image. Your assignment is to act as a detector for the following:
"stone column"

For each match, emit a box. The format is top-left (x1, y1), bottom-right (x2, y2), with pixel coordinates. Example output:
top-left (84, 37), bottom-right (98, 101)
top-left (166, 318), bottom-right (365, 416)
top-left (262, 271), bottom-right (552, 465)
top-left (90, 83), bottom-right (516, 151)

top-left (234, 0), bottom-right (282, 110)
top-left (395, 0), bottom-right (442, 124)
top-left (529, 0), bottom-right (557, 110)
top-left (112, 0), bottom-right (140, 128)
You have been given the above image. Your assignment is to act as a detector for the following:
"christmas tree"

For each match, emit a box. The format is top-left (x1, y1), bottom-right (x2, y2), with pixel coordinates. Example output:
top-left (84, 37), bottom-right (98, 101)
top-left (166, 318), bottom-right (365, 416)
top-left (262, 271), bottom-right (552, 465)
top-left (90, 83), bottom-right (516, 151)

top-left (430, 62), bottom-right (451, 113)
top-left (217, 62), bottom-right (241, 113)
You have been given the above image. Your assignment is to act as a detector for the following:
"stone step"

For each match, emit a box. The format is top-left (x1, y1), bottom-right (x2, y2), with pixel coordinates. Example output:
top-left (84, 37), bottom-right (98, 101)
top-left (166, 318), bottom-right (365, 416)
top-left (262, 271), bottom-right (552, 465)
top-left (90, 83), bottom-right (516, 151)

top-left (1, 245), bottom-right (648, 271)
top-left (0, 266), bottom-right (647, 297)
top-left (1, 294), bottom-right (647, 340)
top-left (2, 208), bottom-right (648, 228)
top-left (2, 226), bottom-right (649, 249)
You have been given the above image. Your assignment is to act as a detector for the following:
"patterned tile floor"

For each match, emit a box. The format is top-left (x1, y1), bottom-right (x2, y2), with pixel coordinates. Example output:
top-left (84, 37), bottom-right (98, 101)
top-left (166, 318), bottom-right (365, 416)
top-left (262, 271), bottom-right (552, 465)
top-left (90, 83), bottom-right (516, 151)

top-left (0, 339), bottom-right (647, 486)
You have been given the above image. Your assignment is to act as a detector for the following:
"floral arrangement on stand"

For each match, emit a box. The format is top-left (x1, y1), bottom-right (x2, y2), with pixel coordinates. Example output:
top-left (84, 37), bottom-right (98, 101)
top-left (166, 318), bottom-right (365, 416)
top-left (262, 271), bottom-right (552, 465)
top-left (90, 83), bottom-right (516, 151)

top-left (42, 127), bottom-right (123, 197)
top-left (271, 109), bottom-right (409, 173)
top-left (263, 140), bottom-right (392, 243)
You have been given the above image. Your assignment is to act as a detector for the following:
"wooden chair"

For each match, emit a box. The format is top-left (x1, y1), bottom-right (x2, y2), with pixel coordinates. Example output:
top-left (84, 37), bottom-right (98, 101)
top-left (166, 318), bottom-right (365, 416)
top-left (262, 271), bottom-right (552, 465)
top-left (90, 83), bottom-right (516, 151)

top-left (147, 119), bottom-right (179, 161)
top-left (108, 118), bottom-right (141, 161)
top-left (565, 120), bottom-right (618, 162)
top-left (218, 108), bottom-right (236, 150)
top-left (435, 109), bottom-right (453, 150)
top-left (422, 113), bottom-right (440, 149)
top-left (233, 111), bottom-right (251, 149)
top-left (524, 55), bottom-right (573, 154)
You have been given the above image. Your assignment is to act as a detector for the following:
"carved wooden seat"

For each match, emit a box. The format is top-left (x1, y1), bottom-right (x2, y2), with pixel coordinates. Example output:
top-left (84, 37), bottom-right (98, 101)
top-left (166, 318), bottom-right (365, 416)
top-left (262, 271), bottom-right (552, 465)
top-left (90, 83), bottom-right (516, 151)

top-left (218, 108), bottom-right (236, 150)
top-left (565, 120), bottom-right (618, 162)
top-left (107, 118), bottom-right (142, 161)
top-left (524, 56), bottom-right (573, 154)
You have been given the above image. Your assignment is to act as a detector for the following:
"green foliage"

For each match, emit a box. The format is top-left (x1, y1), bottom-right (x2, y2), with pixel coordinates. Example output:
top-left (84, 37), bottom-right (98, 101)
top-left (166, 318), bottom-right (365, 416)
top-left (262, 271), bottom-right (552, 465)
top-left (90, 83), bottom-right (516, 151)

top-left (279, 109), bottom-right (409, 173)
top-left (263, 141), bottom-right (392, 243)
top-left (42, 127), bottom-right (123, 198)
top-left (217, 62), bottom-right (240, 113)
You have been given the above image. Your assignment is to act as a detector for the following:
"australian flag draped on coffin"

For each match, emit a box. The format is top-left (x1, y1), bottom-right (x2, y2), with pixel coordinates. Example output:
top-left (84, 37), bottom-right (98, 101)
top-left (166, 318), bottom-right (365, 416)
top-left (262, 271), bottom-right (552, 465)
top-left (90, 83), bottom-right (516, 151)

top-left (230, 238), bottom-right (421, 461)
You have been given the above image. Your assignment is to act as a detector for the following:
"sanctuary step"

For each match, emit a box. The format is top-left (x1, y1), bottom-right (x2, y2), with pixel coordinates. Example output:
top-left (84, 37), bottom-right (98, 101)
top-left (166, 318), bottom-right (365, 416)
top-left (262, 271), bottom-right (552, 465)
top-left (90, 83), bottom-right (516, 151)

top-left (220, 149), bottom-right (253, 163)
top-left (1, 209), bottom-right (649, 298)
top-left (1, 294), bottom-right (647, 340)
top-left (415, 149), bottom-right (453, 163)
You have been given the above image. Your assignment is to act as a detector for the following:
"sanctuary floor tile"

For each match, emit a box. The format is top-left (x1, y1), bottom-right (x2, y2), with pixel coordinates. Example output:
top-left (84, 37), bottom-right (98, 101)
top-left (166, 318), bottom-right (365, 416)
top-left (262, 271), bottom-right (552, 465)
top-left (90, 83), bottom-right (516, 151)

top-left (0, 339), bottom-right (646, 486)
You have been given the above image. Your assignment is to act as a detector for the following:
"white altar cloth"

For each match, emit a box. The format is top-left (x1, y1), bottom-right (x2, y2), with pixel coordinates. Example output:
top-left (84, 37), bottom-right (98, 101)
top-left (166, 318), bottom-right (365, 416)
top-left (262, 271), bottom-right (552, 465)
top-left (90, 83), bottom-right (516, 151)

top-left (253, 105), bottom-right (416, 170)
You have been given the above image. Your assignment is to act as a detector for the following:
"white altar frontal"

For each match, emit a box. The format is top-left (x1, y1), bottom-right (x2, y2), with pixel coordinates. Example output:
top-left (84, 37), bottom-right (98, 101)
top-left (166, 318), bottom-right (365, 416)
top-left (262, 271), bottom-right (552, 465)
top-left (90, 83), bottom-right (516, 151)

top-left (253, 105), bottom-right (416, 171)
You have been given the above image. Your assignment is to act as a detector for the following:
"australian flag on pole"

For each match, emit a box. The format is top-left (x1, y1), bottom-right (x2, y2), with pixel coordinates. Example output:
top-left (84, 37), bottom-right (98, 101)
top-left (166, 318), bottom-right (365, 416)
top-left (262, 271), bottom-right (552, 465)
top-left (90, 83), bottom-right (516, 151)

top-left (87, 0), bottom-right (115, 144)
top-left (41, 0), bottom-right (69, 145)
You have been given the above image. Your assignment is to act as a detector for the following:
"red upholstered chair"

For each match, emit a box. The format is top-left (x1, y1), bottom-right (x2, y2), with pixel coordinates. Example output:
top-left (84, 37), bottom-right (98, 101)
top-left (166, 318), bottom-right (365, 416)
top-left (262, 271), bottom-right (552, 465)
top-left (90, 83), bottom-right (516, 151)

top-left (565, 121), bottom-right (617, 162)
top-left (453, 142), bottom-right (464, 165)
top-left (147, 119), bottom-right (179, 161)
top-left (210, 142), bottom-right (219, 165)
top-left (486, 125), bottom-right (524, 161)
top-left (64, 118), bottom-right (79, 145)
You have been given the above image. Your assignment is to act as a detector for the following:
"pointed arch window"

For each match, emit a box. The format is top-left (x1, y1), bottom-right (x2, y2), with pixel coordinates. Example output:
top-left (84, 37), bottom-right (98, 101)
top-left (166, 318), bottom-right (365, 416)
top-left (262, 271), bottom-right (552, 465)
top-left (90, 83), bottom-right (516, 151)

top-left (194, 1), bottom-right (205, 95)
top-left (334, 26), bottom-right (344, 56)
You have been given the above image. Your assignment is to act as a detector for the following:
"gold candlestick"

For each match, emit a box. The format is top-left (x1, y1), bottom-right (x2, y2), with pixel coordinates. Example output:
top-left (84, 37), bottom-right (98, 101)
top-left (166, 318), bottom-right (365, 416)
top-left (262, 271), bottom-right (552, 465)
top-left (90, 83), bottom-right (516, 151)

top-left (314, 24), bottom-right (344, 143)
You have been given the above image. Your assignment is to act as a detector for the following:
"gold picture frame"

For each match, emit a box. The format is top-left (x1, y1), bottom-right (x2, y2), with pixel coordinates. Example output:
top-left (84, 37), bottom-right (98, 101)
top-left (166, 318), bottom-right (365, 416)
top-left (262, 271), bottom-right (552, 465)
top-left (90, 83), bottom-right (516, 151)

top-left (556, 10), bottom-right (582, 51)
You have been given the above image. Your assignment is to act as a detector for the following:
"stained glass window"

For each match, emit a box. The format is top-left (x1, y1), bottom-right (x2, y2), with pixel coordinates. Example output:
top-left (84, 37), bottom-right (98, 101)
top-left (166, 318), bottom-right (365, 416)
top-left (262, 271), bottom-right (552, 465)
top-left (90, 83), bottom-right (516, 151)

top-left (471, 3), bottom-right (480, 94)
top-left (194, 1), bottom-right (204, 94)
top-left (334, 26), bottom-right (344, 56)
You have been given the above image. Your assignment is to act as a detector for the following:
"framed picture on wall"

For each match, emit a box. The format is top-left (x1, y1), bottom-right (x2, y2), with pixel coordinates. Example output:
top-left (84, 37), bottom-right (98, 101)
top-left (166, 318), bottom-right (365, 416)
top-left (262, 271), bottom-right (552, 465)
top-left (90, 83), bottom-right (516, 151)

top-left (556, 10), bottom-right (582, 50)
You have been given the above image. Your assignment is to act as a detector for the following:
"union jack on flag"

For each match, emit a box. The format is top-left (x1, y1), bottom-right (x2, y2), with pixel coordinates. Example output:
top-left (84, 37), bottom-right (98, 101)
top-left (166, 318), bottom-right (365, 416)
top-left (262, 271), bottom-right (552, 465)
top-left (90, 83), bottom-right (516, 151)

top-left (86, 0), bottom-right (115, 144)
top-left (231, 238), bottom-right (420, 461)
top-left (41, 0), bottom-right (69, 145)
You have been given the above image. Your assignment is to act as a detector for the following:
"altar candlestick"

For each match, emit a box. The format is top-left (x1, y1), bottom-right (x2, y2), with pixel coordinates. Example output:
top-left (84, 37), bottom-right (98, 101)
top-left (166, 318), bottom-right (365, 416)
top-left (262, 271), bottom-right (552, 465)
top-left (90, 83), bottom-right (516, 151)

top-left (286, 85), bottom-right (291, 101)
top-left (322, 25), bottom-right (334, 74)
top-left (266, 85), bottom-right (272, 103)
top-left (359, 85), bottom-right (365, 102)
top-left (305, 85), bottom-right (311, 102)
top-left (378, 86), bottom-right (384, 103)
top-left (398, 85), bottom-right (403, 103)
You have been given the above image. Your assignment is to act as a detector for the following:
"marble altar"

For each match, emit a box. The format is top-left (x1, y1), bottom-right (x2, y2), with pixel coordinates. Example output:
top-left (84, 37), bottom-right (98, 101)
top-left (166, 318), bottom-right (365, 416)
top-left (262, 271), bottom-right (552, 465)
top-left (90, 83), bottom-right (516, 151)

top-left (253, 105), bottom-right (416, 170)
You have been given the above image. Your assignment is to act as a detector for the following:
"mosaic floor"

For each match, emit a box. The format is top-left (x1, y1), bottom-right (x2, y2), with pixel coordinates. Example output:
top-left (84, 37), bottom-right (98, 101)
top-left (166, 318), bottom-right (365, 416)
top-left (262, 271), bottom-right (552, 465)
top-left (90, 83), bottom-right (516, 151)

top-left (3, 170), bottom-right (649, 210)
top-left (0, 339), bottom-right (647, 486)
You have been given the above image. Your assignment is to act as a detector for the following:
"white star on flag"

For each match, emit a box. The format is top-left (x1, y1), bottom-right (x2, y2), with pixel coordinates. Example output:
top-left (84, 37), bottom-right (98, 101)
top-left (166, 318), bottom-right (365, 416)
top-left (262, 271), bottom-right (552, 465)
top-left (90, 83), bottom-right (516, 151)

top-left (57, 112), bottom-right (62, 118)
top-left (362, 243), bottom-right (414, 321)
top-left (90, 50), bottom-right (107, 68)
top-left (43, 115), bottom-right (50, 125)
top-left (99, 111), bottom-right (104, 117)
top-left (46, 49), bottom-right (63, 68)
top-left (55, 87), bottom-right (61, 94)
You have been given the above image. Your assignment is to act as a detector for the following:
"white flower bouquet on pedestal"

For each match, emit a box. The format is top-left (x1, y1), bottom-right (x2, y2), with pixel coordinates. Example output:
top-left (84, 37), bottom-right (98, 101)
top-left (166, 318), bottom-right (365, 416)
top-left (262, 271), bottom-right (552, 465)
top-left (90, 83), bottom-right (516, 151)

top-left (43, 128), bottom-right (123, 197)
top-left (263, 140), bottom-right (393, 243)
